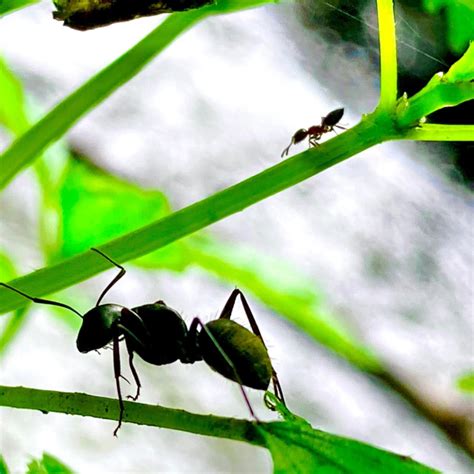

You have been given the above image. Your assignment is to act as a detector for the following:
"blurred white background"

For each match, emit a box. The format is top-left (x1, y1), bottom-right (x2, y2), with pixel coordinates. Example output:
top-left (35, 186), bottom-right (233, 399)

top-left (0, 1), bottom-right (473, 472)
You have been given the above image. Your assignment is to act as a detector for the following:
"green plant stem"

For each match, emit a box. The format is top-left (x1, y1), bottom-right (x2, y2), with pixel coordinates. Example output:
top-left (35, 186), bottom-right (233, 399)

top-left (0, 385), bottom-right (263, 444)
top-left (376, 0), bottom-right (397, 110)
top-left (398, 81), bottom-right (474, 127)
top-left (402, 124), bottom-right (474, 141)
top-left (0, 113), bottom-right (392, 315)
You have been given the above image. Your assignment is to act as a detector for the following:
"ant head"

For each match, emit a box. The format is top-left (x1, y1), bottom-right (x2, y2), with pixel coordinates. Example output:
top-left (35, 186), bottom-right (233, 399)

top-left (76, 304), bottom-right (124, 353)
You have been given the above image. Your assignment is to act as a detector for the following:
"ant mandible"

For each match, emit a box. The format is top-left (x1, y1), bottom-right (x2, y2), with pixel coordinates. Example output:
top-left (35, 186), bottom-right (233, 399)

top-left (281, 108), bottom-right (345, 158)
top-left (1, 248), bottom-right (285, 435)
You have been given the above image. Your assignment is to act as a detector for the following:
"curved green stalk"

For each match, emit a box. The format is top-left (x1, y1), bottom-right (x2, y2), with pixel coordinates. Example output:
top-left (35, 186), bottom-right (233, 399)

top-left (376, 0), bottom-right (397, 110)
top-left (0, 385), bottom-right (262, 444)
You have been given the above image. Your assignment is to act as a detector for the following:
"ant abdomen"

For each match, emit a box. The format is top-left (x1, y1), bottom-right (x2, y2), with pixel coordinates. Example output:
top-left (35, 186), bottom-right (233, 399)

top-left (198, 319), bottom-right (272, 390)
top-left (322, 107), bottom-right (344, 127)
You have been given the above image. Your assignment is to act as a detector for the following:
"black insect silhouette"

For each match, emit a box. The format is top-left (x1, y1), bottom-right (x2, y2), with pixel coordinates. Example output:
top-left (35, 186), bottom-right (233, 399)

top-left (1, 249), bottom-right (285, 435)
top-left (281, 108), bottom-right (345, 157)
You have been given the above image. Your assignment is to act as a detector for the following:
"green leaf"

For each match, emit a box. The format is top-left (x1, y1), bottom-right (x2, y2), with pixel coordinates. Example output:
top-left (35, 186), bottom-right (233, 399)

top-left (456, 371), bottom-right (474, 394)
top-left (260, 423), bottom-right (439, 474)
top-left (0, 0), bottom-right (38, 17)
top-left (445, 41), bottom-right (474, 82)
top-left (260, 395), bottom-right (439, 474)
top-left (58, 158), bottom-right (189, 270)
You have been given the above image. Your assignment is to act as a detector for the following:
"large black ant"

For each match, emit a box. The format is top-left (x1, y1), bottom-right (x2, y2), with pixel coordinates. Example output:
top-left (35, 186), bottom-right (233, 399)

top-left (1, 248), bottom-right (285, 435)
top-left (281, 108), bottom-right (345, 158)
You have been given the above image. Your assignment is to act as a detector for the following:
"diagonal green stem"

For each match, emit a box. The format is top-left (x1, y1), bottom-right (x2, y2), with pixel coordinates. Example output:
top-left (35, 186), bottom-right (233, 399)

top-left (0, 114), bottom-right (391, 315)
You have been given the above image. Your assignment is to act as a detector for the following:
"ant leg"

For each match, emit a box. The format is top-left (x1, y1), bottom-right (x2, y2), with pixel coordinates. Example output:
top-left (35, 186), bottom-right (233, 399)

top-left (126, 348), bottom-right (142, 401)
top-left (120, 375), bottom-right (131, 384)
top-left (112, 335), bottom-right (125, 436)
top-left (218, 288), bottom-right (240, 321)
top-left (190, 317), bottom-right (258, 420)
top-left (281, 141), bottom-right (293, 158)
top-left (219, 289), bottom-right (286, 406)
top-left (91, 248), bottom-right (126, 307)
top-left (0, 283), bottom-right (82, 318)
top-left (119, 308), bottom-right (150, 349)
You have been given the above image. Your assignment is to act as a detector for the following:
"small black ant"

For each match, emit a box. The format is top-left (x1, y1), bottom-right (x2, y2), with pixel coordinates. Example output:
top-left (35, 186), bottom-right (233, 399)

top-left (1, 249), bottom-right (285, 435)
top-left (281, 108), bottom-right (345, 157)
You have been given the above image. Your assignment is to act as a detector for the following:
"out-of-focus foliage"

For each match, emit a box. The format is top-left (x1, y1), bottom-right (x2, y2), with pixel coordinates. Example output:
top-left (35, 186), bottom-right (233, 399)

top-left (456, 371), bottom-right (474, 395)
top-left (0, 455), bottom-right (9, 474)
top-left (0, 56), bottom-right (29, 135)
top-left (0, 252), bottom-right (28, 358)
top-left (1, 452), bottom-right (74, 474)
top-left (0, 0), bottom-right (38, 17)
top-left (59, 160), bottom-right (176, 260)
top-left (422, 0), bottom-right (474, 55)
top-left (26, 453), bottom-right (74, 474)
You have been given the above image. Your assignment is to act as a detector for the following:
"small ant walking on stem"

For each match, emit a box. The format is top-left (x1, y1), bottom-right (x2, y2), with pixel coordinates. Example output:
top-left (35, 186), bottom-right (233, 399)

top-left (281, 108), bottom-right (345, 158)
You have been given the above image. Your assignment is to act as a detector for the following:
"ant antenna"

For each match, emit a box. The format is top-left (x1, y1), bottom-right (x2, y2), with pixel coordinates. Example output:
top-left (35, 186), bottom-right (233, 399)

top-left (0, 282), bottom-right (83, 318)
top-left (91, 248), bottom-right (126, 307)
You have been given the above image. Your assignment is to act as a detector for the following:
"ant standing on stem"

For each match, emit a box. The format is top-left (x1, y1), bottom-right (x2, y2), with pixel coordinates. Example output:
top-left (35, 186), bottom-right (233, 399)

top-left (281, 108), bottom-right (345, 158)
top-left (1, 248), bottom-right (285, 435)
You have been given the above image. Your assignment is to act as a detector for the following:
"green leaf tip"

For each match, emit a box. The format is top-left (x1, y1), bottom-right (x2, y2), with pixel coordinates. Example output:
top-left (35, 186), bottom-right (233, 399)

top-left (445, 41), bottom-right (474, 82)
top-left (26, 452), bottom-right (74, 474)
top-left (257, 400), bottom-right (439, 474)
